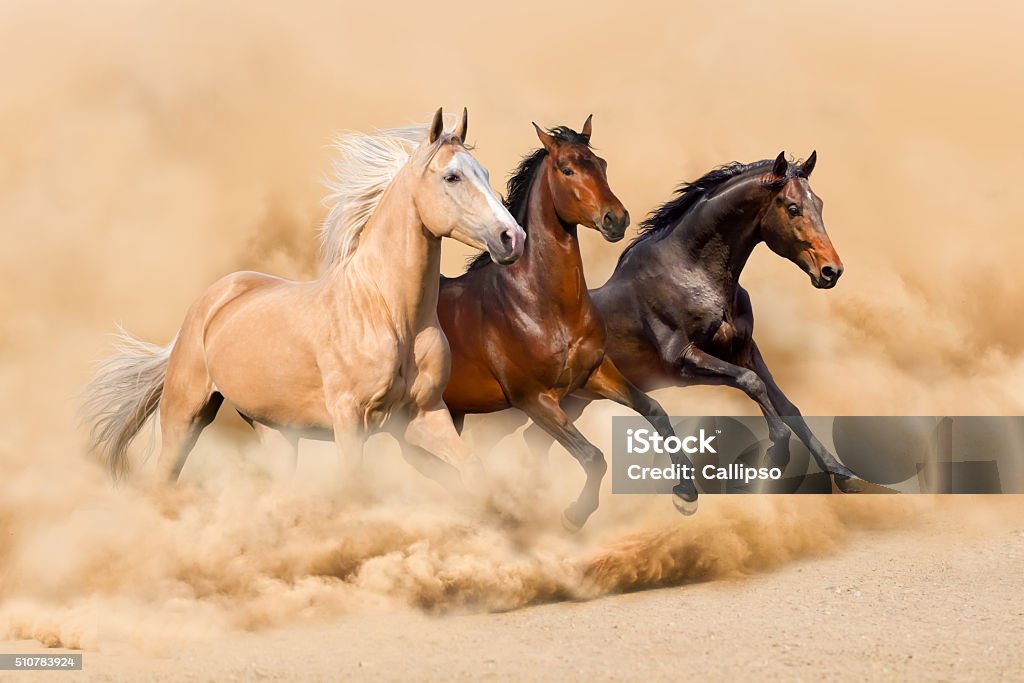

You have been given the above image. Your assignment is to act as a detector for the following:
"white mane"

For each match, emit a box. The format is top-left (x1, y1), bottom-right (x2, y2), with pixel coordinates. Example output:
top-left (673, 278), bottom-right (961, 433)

top-left (319, 124), bottom-right (432, 268)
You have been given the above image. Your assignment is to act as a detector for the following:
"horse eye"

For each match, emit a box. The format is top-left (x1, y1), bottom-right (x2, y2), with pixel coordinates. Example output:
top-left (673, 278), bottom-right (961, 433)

top-left (444, 173), bottom-right (461, 184)
top-left (561, 167), bottom-right (574, 177)
top-left (787, 204), bottom-right (801, 216)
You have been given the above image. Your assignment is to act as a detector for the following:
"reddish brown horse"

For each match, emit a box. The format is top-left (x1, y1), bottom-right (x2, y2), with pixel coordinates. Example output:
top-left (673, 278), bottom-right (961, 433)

top-left (409, 118), bottom-right (699, 529)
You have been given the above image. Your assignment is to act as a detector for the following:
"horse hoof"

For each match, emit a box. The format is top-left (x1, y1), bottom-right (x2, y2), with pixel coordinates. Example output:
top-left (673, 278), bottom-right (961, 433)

top-left (672, 493), bottom-right (699, 516)
top-left (834, 474), bottom-right (900, 494)
top-left (672, 483), bottom-right (699, 516)
top-left (833, 474), bottom-right (866, 494)
top-left (561, 510), bottom-right (584, 533)
top-left (766, 447), bottom-right (791, 469)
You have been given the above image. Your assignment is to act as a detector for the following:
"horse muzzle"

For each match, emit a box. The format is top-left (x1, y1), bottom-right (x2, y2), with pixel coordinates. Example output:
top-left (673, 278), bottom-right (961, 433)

top-left (488, 223), bottom-right (526, 265)
top-left (597, 208), bottom-right (629, 242)
top-left (811, 262), bottom-right (844, 289)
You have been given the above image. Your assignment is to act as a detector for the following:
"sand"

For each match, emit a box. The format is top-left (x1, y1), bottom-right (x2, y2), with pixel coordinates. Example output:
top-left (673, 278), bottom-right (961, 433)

top-left (3, 497), bottom-right (1022, 682)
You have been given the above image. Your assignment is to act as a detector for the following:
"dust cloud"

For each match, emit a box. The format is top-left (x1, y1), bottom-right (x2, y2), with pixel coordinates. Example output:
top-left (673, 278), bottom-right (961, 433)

top-left (1, 0), bottom-right (1020, 651)
top-left (0, 432), bottom-right (926, 651)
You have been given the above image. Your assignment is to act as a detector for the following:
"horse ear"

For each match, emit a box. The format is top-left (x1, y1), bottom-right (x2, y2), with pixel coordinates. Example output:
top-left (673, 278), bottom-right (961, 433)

top-left (533, 122), bottom-right (558, 154)
top-left (800, 150), bottom-right (817, 178)
top-left (454, 107), bottom-right (468, 144)
top-left (772, 151), bottom-right (788, 178)
top-left (580, 114), bottom-right (593, 142)
top-left (428, 107), bottom-right (444, 144)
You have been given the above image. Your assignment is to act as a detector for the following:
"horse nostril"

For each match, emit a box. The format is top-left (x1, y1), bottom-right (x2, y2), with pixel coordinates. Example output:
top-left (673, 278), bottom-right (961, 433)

top-left (500, 229), bottom-right (513, 247)
top-left (821, 265), bottom-right (838, 281)
top-left (603, 212), bottom-right (615, 229)
top-left (622, 210), bottom-right (630, 227)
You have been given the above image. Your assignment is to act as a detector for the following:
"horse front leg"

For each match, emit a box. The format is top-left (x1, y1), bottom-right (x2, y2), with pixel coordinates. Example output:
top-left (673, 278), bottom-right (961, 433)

top-left (464, 408), bottom-right (533, 459)
top-left (396, 438), bottom-right (465, 495)
top-left (252, 422), bottom-right (300, 474)
top-left (583, 357), bottom-right (698, 515)
top-left (680, 343), bottom-right (862, 490)
top-left (521, 398), bottom-right (585, 459)
top-left (677, 342), bottom-right (795, 468)
top-left (744, 340), bottom-right (865, 492)
top-left (403, 401), bottom-right (479, 478)
top-left (327, 400), bottom-right (368, 493)
top-left (731, 344), bottom-right (795, 470)
top-left (514, 392), bottom-right (608, 532)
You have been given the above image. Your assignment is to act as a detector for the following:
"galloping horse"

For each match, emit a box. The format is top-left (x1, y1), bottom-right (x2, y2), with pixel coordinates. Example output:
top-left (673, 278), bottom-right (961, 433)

top-left (423, 118), bottom-right (699, 530)
top-left (522, 151), bottom-right (868, 492)
top-left (83, 108), bottom-right (525, 483)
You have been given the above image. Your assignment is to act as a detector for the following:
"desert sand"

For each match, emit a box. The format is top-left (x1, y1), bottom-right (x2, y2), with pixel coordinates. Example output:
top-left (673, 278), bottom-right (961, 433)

top-left (3, 497), bottom-right (1023, 681)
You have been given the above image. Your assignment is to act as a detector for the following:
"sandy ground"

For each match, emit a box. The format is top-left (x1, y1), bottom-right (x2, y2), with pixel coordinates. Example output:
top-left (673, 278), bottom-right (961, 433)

top-left (4, 497), bottom-right (1022, 682)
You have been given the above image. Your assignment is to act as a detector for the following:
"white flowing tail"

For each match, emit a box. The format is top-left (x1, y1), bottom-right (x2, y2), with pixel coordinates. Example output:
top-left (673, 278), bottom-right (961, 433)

top-left (81, 328), bottom-right (173, 478)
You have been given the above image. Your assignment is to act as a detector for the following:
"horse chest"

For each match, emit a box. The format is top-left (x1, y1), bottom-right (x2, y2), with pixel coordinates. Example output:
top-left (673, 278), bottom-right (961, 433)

top-left (321, 326), bottom-right (427, 423)
top-left (344, 345), bottom-right (411, 425)
top-left (538, 323), bottom-right (603, 391)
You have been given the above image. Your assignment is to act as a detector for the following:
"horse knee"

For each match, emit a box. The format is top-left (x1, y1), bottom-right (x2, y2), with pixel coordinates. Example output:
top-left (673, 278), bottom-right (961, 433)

top-left (735, 368), bottom-right (757, 391)
top-left (581, 446), bottom-right (607, 477)
top-left (769, 423), bottom-right (791, 443)
top-left (646, 410), bottom-right (675, 437)
top-left (638, 396), bottom-right (669, 421)
top-left (737, 369), bottom-right (770, 401)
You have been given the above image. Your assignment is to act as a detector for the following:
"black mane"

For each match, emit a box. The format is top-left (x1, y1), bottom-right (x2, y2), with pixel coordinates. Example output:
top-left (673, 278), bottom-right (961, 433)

top-left (617, 157), bottom-right (810, 265)
top-left (465, 126), bottom-right (590, 272)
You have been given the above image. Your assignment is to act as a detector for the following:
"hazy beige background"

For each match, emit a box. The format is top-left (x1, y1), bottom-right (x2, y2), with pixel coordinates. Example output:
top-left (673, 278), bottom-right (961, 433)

top-left (1, 0), bottom-right (1022, 656)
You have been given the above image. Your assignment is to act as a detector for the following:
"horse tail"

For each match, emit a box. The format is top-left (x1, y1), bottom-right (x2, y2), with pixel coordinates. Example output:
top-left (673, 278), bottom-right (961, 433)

top-left (81, 327), bottom-right (174, 479)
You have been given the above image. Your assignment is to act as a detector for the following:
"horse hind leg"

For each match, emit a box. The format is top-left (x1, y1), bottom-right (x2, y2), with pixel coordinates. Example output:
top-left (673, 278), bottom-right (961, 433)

top-left (156, 342), bottom-right (223, 481)
top-left (156, 390), bottom-right (223, 481)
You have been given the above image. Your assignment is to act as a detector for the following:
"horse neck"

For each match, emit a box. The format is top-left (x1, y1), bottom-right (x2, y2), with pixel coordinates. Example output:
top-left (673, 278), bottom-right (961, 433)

top-left (668, 175), bottom-right (767, 295)
top-left (324, 167), bottom-right (440, 327)
top-left (501, 157), bottom-right (587, 300)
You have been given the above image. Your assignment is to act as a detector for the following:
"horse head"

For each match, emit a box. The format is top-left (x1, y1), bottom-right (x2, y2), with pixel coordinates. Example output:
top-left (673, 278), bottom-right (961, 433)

top-left (413, 107), bottom-right (525, 264)
top-left (759, 151), bottom-right (843, 289)
top-left (532, 116), bottom-right (629, 242)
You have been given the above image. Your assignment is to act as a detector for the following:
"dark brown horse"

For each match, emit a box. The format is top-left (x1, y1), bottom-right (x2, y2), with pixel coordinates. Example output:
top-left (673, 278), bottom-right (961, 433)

top-left (408, 117), bottom-right (700, 529)
top-left (519, 151), bottom-right (869, 492)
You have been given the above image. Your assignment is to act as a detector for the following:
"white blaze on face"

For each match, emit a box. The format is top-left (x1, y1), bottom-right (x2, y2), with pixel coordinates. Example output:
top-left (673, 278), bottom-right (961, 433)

top-left (450, 150), bottom-right (512, 230)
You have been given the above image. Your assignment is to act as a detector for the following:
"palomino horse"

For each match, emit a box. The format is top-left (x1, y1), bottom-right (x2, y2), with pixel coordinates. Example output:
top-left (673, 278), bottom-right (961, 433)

top-left (420, 118), bottom-right (699, 530)
top-left (521, 152), bottom-right (869, 492)
top-left (83, 108), bottom-right (525, 483)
